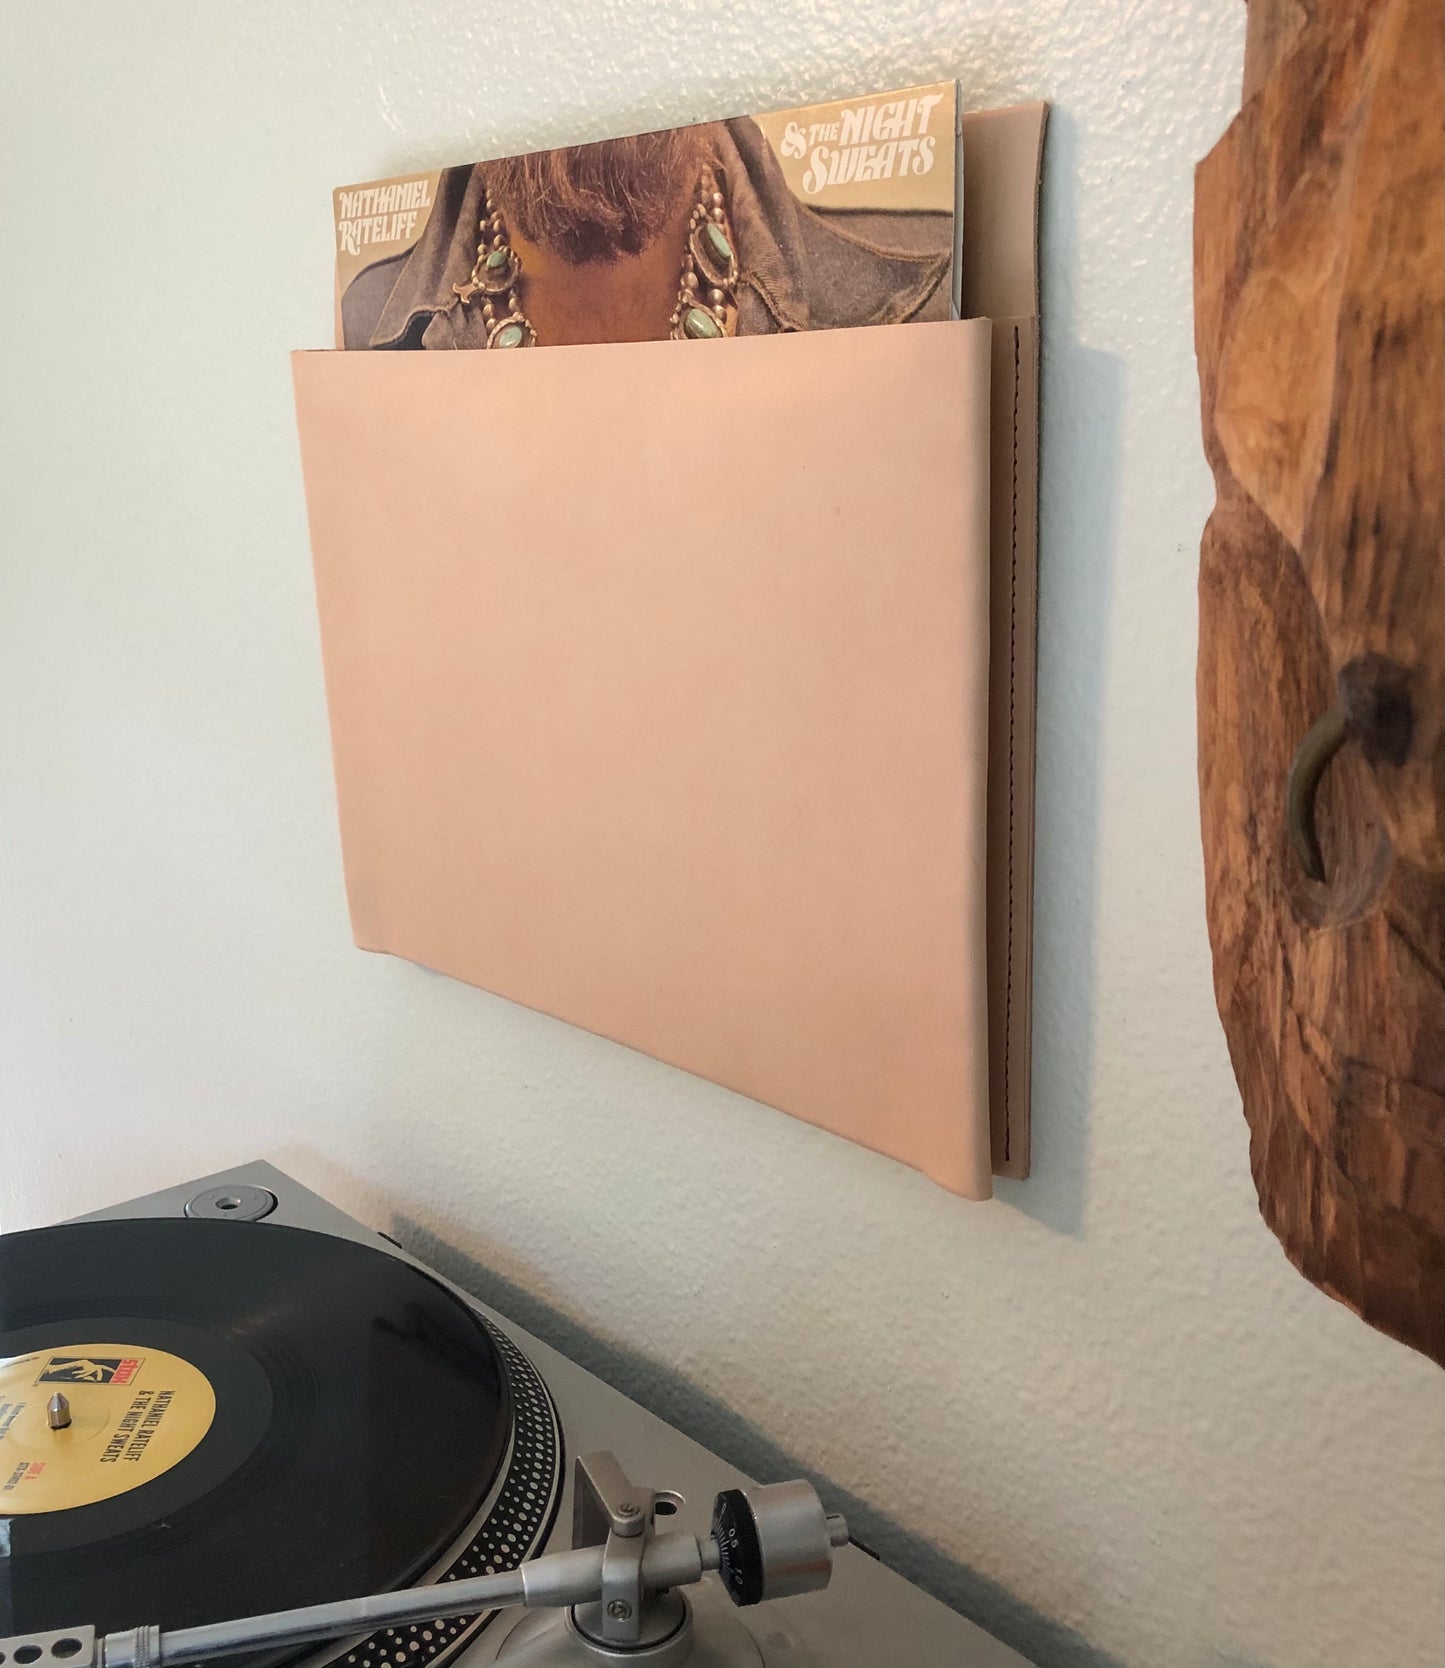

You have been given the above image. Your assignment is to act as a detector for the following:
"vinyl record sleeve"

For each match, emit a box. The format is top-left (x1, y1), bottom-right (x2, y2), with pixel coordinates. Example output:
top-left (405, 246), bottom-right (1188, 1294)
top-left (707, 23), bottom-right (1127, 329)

top-left (332, 82), bottom-right (962, 349)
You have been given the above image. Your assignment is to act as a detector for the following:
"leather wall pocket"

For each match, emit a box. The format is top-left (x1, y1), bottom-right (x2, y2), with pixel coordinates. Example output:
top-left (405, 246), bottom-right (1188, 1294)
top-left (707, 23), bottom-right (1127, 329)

top-left (292, 102), bottom-right (1045, 1198)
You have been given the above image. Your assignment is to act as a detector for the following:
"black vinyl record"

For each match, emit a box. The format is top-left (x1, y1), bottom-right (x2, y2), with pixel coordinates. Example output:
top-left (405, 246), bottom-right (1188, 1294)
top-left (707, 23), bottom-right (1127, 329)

top-left (0, 1217), bottom-right (513, 1635)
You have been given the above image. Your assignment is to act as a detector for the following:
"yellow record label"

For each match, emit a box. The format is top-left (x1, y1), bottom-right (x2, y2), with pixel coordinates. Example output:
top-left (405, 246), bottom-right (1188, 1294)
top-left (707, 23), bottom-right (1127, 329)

top-left (0, 1343), bottom-right (216, 1512)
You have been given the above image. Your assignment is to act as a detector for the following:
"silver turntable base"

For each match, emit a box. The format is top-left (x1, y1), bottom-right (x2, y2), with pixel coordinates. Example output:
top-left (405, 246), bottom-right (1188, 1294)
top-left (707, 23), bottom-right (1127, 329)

top-left (73, 1162), bottom-right (1030, 1668)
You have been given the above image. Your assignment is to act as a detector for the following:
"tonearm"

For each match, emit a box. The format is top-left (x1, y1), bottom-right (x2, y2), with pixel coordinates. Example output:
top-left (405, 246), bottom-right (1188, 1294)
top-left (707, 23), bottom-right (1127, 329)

top-left (2, 1452), bottom-right (849, 1668)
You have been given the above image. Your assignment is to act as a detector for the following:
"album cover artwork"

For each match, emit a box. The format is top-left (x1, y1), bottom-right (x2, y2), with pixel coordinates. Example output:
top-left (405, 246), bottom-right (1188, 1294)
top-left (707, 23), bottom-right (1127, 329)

top-left (333, 81), bottom-right (961, 350)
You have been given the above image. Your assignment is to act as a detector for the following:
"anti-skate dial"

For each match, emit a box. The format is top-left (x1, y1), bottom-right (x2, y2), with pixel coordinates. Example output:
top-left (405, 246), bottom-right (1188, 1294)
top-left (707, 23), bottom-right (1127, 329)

top-left (711, 1481), bottom-right (846, 1607)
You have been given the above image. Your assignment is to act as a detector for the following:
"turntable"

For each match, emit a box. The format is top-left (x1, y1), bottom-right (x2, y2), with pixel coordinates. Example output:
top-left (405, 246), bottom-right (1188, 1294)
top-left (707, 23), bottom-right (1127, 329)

top-left (0, 1163), bottom-right (1027, 1667)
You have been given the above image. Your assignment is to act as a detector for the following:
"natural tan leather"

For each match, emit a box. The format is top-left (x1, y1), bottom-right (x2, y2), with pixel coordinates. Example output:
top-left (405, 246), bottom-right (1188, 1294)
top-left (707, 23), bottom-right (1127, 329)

top-left (294, 320), bottom-right (997, 1197)
top-left (959, 102), bottom-right (1047, 322)
top-left (293, 99), bottom-right (1047, 1195)
top-left (961, 101), bottom-right (1048, 1178)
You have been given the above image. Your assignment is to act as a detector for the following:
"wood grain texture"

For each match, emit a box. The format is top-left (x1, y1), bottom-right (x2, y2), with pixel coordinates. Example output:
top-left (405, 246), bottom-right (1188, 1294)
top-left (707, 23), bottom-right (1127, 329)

top-left (1195, 0), bottom-right (1445, 1363)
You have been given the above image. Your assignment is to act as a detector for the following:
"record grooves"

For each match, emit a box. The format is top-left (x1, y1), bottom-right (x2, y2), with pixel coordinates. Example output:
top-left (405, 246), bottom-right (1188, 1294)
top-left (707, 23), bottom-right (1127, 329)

top-left (335, 1320), bottom-right (562, 1668)
top-left (0, 1218), bottom-right (562, 1657)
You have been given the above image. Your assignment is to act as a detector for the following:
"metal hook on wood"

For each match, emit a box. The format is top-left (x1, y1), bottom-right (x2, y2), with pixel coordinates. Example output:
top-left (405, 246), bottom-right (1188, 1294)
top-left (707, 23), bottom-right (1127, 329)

top-left (1287, 703), bottom-right (1350, 883)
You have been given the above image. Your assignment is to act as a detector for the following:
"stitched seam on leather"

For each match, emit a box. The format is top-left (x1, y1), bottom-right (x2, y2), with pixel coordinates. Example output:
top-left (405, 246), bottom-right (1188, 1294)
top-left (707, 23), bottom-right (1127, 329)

top-left (1004, 323), bottom-right (1021, 1165)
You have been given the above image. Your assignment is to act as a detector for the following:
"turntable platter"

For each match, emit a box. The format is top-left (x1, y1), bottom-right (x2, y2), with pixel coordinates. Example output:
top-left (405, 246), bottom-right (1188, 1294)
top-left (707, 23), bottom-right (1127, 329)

top-left (0, 1217), bottom-right (551, 1640)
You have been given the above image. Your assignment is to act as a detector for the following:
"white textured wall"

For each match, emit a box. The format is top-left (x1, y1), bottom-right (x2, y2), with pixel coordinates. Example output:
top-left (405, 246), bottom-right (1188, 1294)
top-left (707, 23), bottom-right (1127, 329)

top-left (1, 4), bottom-right (1440, 1666)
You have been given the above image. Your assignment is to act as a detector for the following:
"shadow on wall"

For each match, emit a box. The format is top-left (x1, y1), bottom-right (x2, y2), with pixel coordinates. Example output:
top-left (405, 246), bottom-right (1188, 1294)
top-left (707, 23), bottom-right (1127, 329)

top-left (400, 1209), bottom-right (1126, 1668)
top-left (997, 340), bottom-right (1125, 1241)
top-left (995, 104), bottom-right (1128, 1242)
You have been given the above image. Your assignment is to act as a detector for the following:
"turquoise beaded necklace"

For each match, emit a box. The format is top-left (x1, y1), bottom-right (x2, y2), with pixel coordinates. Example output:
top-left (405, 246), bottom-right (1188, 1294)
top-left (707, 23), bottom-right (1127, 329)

top-left (453, 166), bottom-right (739, 346)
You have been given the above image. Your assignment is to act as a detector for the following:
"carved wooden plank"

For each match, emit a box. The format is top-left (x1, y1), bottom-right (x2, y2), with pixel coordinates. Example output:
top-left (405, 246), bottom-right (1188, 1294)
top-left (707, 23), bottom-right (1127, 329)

top-left (1195, 0), bottom-right (1444, 1363)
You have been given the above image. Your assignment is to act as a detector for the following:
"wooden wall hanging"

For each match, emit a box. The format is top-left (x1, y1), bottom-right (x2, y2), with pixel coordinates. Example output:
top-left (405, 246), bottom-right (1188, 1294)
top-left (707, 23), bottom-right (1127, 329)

top-left (1194, 0), bottom-right (1444, 1364)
